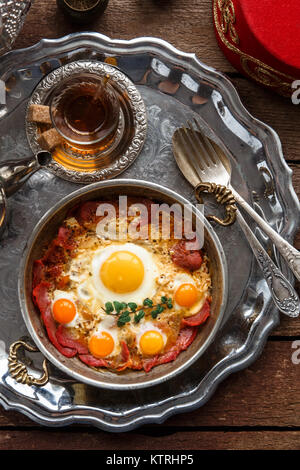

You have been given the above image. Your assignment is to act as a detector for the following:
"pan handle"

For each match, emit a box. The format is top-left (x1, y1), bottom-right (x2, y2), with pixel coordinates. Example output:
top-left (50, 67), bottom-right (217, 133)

top-left (8, 340), bottom-right (49, 387)
top-left (195, 182), bottom-right (237, 226)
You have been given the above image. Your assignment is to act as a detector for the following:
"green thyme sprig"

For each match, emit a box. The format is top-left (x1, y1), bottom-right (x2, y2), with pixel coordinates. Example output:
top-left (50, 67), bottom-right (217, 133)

top-left (103, 296), bottom-right (173, 327)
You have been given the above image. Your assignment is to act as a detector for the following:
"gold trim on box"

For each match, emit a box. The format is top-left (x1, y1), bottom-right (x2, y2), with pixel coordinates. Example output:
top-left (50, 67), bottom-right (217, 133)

top-left (218, 0), bottom-right (239, 45)
top-left (214, 0), bottom-right (296, 96)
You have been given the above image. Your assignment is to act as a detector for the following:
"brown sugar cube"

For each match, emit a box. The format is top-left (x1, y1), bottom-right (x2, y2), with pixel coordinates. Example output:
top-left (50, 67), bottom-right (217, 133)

top-left (37, 128), bottom-right (62, 151)
top-left (28, 104), bottom-right (51, 124)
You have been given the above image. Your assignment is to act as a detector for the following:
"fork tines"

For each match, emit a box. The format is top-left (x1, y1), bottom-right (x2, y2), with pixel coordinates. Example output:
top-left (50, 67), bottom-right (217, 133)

top-left (176, 118), bottom-right (228, 185)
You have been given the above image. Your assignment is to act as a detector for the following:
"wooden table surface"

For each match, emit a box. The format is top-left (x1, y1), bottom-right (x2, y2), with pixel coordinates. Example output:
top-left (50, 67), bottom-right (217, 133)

top-left (1, 0), bottom-right (299, 451)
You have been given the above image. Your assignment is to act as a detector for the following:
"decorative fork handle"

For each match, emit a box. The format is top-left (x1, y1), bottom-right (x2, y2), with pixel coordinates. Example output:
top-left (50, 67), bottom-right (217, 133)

top-left (231, 187), bottom-right (300, 281)
top-left (236, 210), bottom-right (299, 317)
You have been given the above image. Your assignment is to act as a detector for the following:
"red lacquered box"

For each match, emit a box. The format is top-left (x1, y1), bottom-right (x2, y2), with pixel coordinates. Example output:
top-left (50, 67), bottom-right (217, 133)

top-left (213, 0), bottom-right (300, 97)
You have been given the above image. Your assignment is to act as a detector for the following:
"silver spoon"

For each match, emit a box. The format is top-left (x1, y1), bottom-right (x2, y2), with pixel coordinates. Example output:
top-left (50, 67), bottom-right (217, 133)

top-left (172, 125), bottom-right (299, 318)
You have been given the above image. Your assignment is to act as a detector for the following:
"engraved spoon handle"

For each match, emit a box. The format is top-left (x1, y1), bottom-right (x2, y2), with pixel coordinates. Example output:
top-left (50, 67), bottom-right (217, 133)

top-left (231, 187), bottom-right (300, 281)
top-left (236, 210), bottom-right (300, 317)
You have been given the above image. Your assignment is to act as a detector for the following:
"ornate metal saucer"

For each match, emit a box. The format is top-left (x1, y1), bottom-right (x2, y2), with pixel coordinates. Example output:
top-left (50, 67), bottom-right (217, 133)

top-left (26, 60), bottom-right (147, 183)
top-left (0, 33), bottom-right (299, 432)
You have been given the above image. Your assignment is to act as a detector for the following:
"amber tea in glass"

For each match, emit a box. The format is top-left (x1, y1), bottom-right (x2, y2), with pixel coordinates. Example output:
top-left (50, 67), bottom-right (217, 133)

top-left (50, 73), bottom-right (120, 150)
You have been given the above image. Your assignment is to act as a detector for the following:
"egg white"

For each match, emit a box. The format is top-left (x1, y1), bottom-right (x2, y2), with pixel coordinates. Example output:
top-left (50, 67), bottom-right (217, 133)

top-left (68, 253), bottom-right (91, 283)
top-left (77, 281), bottom-right (92, 302)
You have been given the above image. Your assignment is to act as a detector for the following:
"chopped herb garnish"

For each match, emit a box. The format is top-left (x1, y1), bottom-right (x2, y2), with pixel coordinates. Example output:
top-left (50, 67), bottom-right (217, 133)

top-left (128, 302), bottom-right (137, 312)
top-left (117, 310), bottom-right (131, 327)
top-left (151, 310), bottom-right (158, 319)
top-left (105, 302), bottom-right (114, 314)
top-left (113, 301), bottom-right (123, 314)
top-left (104, 296), bottom-right (172, 326)
top-left (151, 304), bottom-right (165, 319)
top-left (143, 298), bottom-right (153, 307)
top-left (134, 310), bottom-right (145, 323)
top-left (156, 304), bottom-right (165, 314)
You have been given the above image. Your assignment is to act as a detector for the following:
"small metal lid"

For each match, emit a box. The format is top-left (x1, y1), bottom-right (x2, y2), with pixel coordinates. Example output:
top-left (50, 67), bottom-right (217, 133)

top-left (56, 0), bottom-right (109, 23)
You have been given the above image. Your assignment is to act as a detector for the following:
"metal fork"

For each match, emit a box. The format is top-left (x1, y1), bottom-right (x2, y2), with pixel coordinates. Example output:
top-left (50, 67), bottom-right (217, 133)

top-left (172, 121), bottom-right (300, 317)
top-left (183, 119), bottom-right (300, 282)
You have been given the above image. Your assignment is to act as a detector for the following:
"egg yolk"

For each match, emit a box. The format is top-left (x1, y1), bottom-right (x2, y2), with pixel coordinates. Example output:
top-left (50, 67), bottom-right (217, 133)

top-left (174, 283), bottom-right (198, 307)
top-left (52, 298), bottom-right (76, 324)
top-left (100, 250), bottom-right (144, 293)
top-left (140, 330), bottom-right (164, 355)
top-left (89, 331), bottom-right (115, 358)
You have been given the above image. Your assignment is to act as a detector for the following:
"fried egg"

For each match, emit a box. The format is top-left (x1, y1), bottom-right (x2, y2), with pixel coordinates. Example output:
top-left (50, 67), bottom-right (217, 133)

top-left (51, 290), bottom-right (78, 327)
top-left (134, 321), bottom-right (167, 356)
top-left (91, 242), bottom-right (159, 305)
top-left (88, 315), bottom-right (120, 358)
top-left (171, 274), bottom-right (205, 315)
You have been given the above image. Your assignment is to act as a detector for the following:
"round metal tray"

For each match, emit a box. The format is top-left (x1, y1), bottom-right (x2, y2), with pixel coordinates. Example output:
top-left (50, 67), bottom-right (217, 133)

top-left (0, 33), bottom-right (299, 432)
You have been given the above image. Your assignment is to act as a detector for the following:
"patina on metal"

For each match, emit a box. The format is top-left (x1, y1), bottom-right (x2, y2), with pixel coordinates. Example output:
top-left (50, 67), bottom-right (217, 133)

top-left (0, 0), bottom-right (32, 54)
top-left (0, 151), bottom-right (51, 237)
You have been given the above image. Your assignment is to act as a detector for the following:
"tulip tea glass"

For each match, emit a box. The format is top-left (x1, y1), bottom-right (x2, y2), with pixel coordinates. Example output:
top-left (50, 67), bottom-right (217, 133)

top-left (50, 72), bottom-right (120, 151)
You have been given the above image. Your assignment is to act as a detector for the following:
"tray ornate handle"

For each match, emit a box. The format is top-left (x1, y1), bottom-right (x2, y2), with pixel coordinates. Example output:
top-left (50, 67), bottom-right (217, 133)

top-left (195, 182), bottom-right (237, 226)
top-left (8, 340), bottom-right (49, 387)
